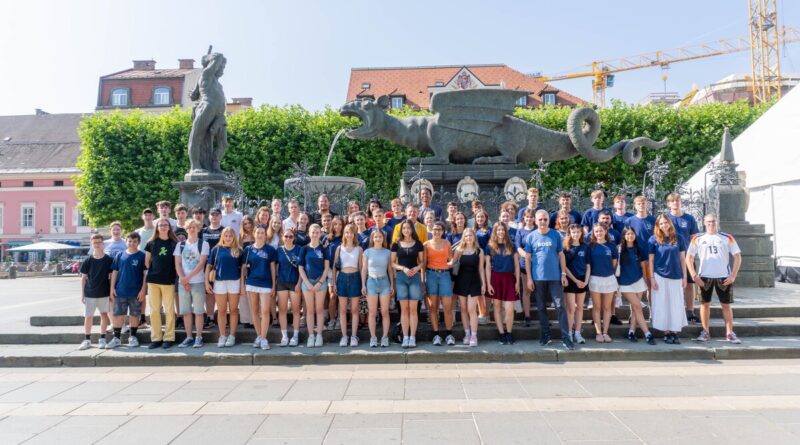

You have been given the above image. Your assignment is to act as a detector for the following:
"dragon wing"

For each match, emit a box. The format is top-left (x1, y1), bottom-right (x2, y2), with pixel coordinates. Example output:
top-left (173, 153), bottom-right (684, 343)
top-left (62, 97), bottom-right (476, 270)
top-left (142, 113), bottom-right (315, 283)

top-left (430, 89), bottom-right (527, 137)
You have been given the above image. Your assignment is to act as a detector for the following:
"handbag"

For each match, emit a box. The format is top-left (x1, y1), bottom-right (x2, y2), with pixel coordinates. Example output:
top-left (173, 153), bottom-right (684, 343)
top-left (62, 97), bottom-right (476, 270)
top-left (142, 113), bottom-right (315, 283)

top-left (208, 246), bottom-right (219, 283)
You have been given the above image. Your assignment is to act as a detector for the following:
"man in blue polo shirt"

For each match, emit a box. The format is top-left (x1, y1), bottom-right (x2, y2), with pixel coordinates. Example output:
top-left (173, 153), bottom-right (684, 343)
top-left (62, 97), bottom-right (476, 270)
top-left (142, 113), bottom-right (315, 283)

top-left (525, 210), bottom-right (572, 350)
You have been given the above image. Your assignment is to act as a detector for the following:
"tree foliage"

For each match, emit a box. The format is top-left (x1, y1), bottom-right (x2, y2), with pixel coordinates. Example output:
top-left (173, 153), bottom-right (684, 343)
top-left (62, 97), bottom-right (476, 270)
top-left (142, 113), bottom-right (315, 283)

top-left (76, 101), bottom-right (771, 230)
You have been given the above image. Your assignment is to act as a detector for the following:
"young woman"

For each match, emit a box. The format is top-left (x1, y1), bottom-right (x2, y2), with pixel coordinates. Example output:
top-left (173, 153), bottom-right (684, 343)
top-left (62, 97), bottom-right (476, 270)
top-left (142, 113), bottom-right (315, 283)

top-left (649, 215), bottom-right (688, 344)
top-left (554, 210), bottom-right (571, 239)
top-left (238, 215), bottom-right (256, 329)
top-left (391, 219), bottom-right (425, 348)
top-left (325, 216), bottom-right (345, 330)
top-left (239, 215), bottom-right (256, 248)
top-left (241, 224), bottom-right (277, 350)
top-left (423, 210), bottom-right (436, 241)
top-left (473, 209), bottom-right (492, 324)
top-left (144, 218), bottom-right (178, 349)
top-left (619, 227), bottom-right (655, 345)
top-left (515, 208), bottom-right (536, 327)
top-left (271, 198), bottom-right (283, 221)
top-left (366, 199), bottom-right (383, 229)
top-left (299, 224), bottom-right (330, 348)
top-left (452, 228), bottom-right (485, 346)
top-left (563, 224), bottom-right (590, 344)
top-left (266, 218), bottom-right (283, 249)
top-left (255, 206), bottom-right (271, 227)
top-left (424, 221), bottom-right (454, 345)
top-left (347, 201), bottom-right (362, 224)
top-left (484, 222), bottom-right (520, 345)
top-left (588, 224), bottom-right (619, 343)
top-left (294, 213), bottom-right (311, 247)
top-left (361, 230), bottom-right (394, 347)
top-left (333, 223), bottom-right (363, 347)
top-left (446, 212), bottom-right (467, 247)
top-left (498, 210), bottom-right (517, 245)
top-left (205, 227), bottom-right (242, 347)
top-left (276, 229), bottom-right (302, 347)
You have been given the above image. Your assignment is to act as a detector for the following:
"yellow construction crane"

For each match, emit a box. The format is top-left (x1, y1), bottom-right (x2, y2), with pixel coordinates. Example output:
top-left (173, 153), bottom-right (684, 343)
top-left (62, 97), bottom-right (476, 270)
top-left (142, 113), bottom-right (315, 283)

top-left (532, 26), bottom-right (798, 107)
top-left (750, 0), bottom-right (783, 102)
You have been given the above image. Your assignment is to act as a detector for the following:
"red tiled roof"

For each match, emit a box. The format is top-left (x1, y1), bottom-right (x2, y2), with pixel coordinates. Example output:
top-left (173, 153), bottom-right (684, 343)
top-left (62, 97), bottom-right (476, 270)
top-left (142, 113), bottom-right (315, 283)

top-left (102, 68), bottom-right (196, 80)
top-left (346, 64), bottom-right (586, 109)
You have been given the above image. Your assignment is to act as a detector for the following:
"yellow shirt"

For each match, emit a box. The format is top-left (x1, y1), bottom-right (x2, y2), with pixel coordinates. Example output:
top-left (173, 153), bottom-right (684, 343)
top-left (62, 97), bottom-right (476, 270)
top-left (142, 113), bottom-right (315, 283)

top-left (391, 221), bottom-right (428, 245)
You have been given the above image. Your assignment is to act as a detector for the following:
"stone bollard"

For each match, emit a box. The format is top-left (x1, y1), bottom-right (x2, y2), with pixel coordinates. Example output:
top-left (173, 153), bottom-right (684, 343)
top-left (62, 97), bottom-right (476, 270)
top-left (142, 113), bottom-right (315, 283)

top-left (56, 262), bottom-right (63, 276)
top-left (9, 265), bottom-right (17, 279)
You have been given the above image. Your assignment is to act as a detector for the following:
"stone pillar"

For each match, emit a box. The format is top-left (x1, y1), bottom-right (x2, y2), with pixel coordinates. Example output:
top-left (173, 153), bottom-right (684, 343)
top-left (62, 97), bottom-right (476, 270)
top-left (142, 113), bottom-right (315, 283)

top-left (173, 173), bottom-right (237, 217)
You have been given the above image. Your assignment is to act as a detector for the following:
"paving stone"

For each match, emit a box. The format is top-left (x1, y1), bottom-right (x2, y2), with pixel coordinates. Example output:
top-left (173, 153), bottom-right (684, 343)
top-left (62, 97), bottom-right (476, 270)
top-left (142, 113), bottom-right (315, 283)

top-left (282, 379), bottom-right (349, 401)
top-left (222, 380), bottom-right (294, 401)
top-left (543, 410), bottom-right (639, 442)
top-left (21, 415), bottom-right (132, 445)
top-left (402, 416), bottom-right (480, 445)
top-left (474, 412), bottom-right (561, 445)
top-left (171, 414), bottom-right (266, 445)
top-left (95, 415), bottom-right (198, 445)
top-left (46, 381), bottom-right (133, 402)
top-left (0, 415), bottom-right (66, 444)
top-left (253, 414), bottom-right (333, 440)
top-left (0, 381), bottom-right (81, 403)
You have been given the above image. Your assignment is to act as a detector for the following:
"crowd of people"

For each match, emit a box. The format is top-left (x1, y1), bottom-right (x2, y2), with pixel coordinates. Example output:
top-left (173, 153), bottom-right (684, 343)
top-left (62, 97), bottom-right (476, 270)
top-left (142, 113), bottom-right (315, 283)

top-left (77, 187), bottom-right (743, 351)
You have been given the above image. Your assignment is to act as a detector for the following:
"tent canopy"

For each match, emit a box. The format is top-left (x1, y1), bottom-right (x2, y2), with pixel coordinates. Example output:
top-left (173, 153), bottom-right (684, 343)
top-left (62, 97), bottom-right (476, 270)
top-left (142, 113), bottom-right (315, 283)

top-left (8, 241), bottom-right (83, 252)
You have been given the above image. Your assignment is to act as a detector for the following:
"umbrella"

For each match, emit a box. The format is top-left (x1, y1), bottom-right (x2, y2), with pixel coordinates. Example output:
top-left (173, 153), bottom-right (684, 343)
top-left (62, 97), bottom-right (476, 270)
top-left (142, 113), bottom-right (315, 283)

top-left (8, 241), bottom-right (82, 251)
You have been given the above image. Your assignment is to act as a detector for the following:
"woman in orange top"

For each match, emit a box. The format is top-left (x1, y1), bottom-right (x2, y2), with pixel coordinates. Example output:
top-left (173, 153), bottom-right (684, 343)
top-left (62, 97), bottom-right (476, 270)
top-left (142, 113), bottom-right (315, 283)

top-left (424, 221), bottom-right (454, 346)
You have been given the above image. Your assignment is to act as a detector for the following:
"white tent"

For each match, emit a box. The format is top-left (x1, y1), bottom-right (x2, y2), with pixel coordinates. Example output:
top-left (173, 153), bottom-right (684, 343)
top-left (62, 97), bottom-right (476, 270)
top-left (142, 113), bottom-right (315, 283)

top-left (685, 84), bottom-right (800, 266)
top-left (8, 241), bottom-right (81, 251)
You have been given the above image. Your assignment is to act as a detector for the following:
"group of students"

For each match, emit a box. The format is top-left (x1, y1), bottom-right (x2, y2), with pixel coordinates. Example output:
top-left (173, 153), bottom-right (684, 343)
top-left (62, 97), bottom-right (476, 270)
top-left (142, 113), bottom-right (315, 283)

top-left (78, 187), bottom-right (743, 351)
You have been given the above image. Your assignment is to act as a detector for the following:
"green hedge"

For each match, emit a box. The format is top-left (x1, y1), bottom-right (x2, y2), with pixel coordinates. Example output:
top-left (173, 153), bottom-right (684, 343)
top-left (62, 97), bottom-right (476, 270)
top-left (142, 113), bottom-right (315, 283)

top-left (76, 101), bottom-right (770, 229)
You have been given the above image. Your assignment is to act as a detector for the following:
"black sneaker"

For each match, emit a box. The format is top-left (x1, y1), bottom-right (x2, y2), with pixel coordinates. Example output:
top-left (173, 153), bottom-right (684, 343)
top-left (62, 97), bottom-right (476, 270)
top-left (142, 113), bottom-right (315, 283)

top-left (499, 333), bottom-right (509, 345)
top-left (672, 335), bottom-right (681, 344)
top-left (563, 338), bottom-right (575, 350)
top-left (664, 334), bottom-right (674, 344)
top-left (147, 341), bottom-right (163, 349)
top-left (626, 331), bottom-right (638, 343)
top-left (645, 333), bottom-right (656, 345)
top-left (523, 317), bottom-right (531, 327)
top-left (539, 334), bottom-right (551, 346)
top-left (507, 333), bottom-right (516, 345)
top-left (609, 315), bottom-right (623, 325)
top-left (162, 341), bottom-right (174, 349)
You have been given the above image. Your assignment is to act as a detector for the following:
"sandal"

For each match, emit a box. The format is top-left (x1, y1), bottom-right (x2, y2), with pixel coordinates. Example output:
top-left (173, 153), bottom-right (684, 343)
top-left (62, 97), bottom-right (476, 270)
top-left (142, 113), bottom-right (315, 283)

top-left (603, 333), bottom-right (612, 343)
top-left (595, 334), bottom-right (605, 343)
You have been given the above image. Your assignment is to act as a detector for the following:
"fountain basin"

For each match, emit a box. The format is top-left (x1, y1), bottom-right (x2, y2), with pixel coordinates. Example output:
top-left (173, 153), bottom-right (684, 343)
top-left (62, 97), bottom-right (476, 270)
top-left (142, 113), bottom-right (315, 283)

top-left (284, 176), bottom-right (365, 196)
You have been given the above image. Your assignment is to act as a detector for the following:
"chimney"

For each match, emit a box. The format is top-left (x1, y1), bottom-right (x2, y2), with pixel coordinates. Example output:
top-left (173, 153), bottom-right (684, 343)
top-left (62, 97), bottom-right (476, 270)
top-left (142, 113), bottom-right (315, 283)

top-left (35, 108), bottom-right (49, 116)
top-left (132, 60), bottom-right (156, 70)
top-left (178, 59), bottom-right (195, 69)
top-left (232, 97), bottom-right (253, 107)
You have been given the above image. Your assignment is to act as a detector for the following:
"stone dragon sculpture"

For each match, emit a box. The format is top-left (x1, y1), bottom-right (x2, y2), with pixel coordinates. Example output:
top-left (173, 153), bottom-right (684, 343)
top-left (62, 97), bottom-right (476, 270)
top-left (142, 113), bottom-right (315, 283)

top-left (339, 89), bottom-right (667, 165)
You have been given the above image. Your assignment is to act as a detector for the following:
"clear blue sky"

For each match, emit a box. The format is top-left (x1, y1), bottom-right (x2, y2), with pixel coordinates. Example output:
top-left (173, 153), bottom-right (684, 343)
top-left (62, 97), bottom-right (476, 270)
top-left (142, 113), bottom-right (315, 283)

top-left (2, 0), bottom-right (799, 115)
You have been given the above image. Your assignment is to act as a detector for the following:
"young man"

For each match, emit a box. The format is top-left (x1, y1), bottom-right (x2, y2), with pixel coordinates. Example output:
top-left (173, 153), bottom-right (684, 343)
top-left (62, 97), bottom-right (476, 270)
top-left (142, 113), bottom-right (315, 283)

top-left (666, 192), bottom-right (701, 322)
top-left (550, 192), bottom-right (583, 229)
top-left (467, 200), bottom-right (485, 229)
top-left (282, 199), bottom-right (301, 232)
top-left (525, 210), bottom-right (572, 350)
top-left (156, 200), bottom-right (178, 230)
top-left (271, 198), bottom-right (284, 221)
top-left (174, 219), bottom-right (209, 348)
top-left (310, 194), bottom-right (337, 226)
top-left (353, 211), bottom-right (371, 249)
top-left (99, 221), bottom-right (127, 258)
top-left (107, 232), bottom-right (147, 349)
top-left (201, 208), bottom-right (225, 328)
top-left (501, 201), bottom-right (520, 230)
top-left (192, 207), bottom-right (208, 229)
top-left (612, 195), bottom-right (633, 234)
top-left (135, 208), bottom-right (155, 244)
top-left (516, 188), bottom-right (543, 223)
top-left (220, 194), bottom-right (243, 235)
top-left (516, 208), bottom-right (537, 326)
top-left (418, 187), bottom-right (443, 220)
top-left (686, 213), bottom-right (742, 343)
top-left (385, 198), bottom-right (405, 231)
top-left (79, 234), bottom-right (113, 350)
top-left (174, 204), bottom-right (190, 241)
top-left (581, 190), bottom-right (611, 235)
top-left (144, 219), bottom-right (178, 349)
top-left (368, 207), bottom-right (392, 244)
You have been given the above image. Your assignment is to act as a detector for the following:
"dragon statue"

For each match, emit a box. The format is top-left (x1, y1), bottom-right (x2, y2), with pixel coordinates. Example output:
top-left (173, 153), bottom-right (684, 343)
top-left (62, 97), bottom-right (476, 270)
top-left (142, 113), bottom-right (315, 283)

top-left (339, 89), bottom-right (667, 165)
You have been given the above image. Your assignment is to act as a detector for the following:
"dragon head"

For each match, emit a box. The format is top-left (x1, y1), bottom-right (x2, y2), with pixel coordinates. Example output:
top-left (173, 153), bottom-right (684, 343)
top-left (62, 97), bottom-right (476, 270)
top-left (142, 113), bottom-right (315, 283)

top-left (338, 95), bottom-right (390, 139)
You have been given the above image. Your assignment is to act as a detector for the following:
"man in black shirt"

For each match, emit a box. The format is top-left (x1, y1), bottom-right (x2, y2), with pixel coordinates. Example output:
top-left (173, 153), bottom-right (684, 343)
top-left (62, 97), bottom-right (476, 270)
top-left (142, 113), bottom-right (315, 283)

top-left (79, 233), bottom-right (114, 350)
top-left (310, 194), bottom-right (338, 226)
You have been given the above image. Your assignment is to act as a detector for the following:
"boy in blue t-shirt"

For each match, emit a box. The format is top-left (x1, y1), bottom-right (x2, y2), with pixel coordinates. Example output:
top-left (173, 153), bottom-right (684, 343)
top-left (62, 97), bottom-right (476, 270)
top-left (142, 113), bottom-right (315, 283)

top-left (108, 232), bottom-right (148, 349)
top-left (612, 195), bottom-right (633, 234)
top-left (581, 190), bottom-right (611, 235)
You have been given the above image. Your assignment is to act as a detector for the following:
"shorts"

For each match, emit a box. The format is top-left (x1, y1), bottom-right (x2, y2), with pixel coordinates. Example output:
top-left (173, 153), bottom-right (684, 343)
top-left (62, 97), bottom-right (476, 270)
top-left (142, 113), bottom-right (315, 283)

top-left (213, 279), bottom-right (240, 294)
top-left (276, 281), bottom-right (298, 293)
top-left (366, 275), bottom-right (391, 297)
top-left (564, 277), bottom-right (588, 294)
top-left (588, 275), bottom-right (619, 293)
top-left (686, 273), bottom-right (695, 284)
top-left (336, 271), bottom-right (361, 298)
top-left (245, 285), bottom-right (272, 294)
top-left (301, 277), bottom-right (328, 292)
top-left (396, 272), bottom-right (423, 301)
top-left (425, 269), bottom-right (453, 297)
top-left (178, 282), bottom-right (206, 315)
top-left (84, 297), bottom-right (109, 316)
top-left (619, 278), bottom-right (647, 294)
top-left (699, 277), bottom-right (733, 304)
top-left (113, 297), bottom-right (142, 317)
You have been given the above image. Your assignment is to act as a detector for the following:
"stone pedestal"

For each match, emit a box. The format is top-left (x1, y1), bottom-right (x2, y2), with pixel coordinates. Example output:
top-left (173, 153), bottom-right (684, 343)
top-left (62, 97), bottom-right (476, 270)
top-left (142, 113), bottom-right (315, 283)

top-left (403, 163), bottom-right (533, 196)
top-left (173, 174), bottom-right (237, 215)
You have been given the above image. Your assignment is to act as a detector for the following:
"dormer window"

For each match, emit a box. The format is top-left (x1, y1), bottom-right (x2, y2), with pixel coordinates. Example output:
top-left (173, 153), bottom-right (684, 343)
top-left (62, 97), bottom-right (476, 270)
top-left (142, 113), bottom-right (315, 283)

top-left (111, 88), bottom-right (128, 106)
top-left (543, 93), bottom-right (556, 105)
top-left (391, 97), bottom-right (404, 109)
top-left (361, 82), bottom-right (371, 89)
top-left (153, 87), bottom-right (170, 105)
top-left (516, 95), bottom-right (527, 107)
top-left (435, 81), bottom-right (444, 87)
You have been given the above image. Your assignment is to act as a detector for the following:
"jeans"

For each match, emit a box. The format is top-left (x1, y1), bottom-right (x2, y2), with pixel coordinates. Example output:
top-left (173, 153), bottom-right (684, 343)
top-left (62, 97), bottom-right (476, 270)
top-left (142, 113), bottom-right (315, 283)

top-left (533, 280), bottom-right (569, 340)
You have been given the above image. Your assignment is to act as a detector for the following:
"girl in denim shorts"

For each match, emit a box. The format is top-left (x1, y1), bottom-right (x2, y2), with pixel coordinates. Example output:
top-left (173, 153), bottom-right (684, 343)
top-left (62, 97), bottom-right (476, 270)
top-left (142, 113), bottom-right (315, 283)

top-left (424, 221), bottom-right (454, 346)
top-left (361, 229), bottom-right (394, 347)
top-left (333, 224), bottom-right (363, 347)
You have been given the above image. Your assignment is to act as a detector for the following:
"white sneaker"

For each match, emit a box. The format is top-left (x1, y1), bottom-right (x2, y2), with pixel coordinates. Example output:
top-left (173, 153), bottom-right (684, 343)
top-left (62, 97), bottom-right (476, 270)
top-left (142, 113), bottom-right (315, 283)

top-left (307, 334), bottom-right (316, 348)
top-left (193, 337), bottom-right (203, 348)
top-left (252, 336), bottom-right (262, 348)
top-left (432, 334), bottom-right (442, 346)
top-left (127, 336), bottom-right (139, 347)
top-left (98, 338), bottom-right (107, 349)
top-left (339, 336), bottom-right (349, 347)
top-left (225, 335), bottom-right (236, 347)
top-left (463, 330), bottom-right (471, 345)
top-left (315, 334), bottom-right (323, 347)
top-left (380, 336), bottom-right (389, 347)
top-left (370, 336), bottom-right (378, 348)
top-left (179, 337), bottom-right (194, 348)
top-left (445, 334), bottom-right (456, 346)
top-left (217, 336), bottom-right (227, 347)
top-left (408, 336), bottom-right (417, 348)
top-left (574, 331), bottom-right (586, 344)
top-left (350, 335), bottom-right (359, 347)
top-left (469, 333), bottom-right (478, 347)
top-left (106, 337), bottom-right (121, 349)
top-left (401, 337), bottom-right (410, 348)
top-left (280, 335), bottom-right (289, 347)
top-left (289, 335), bottom-right (299, 347)
top-left (78, 339), bottom-right (91, 350)
top-left (260, 338), bottom-right (270, 350)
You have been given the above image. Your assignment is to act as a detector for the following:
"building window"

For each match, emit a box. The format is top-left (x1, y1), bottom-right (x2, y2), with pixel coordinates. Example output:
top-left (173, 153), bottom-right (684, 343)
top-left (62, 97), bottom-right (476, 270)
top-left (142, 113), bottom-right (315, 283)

top-left (23, 181), bottom-right (33, 187)
top-left (51, 205), bottom-right (65, 230)
top-left (516, 95), bottom-right (527, 107)
top-left (153, 87), bottom-right (170, 105)
top-left (435, 81), bottom-right (445, 87)
top-left (391, 97), bottom-right (404, 109)
top-left (76, 211), bottom-right (89, 227)
top-left (361, 82), bottom-right (370, 89)
top-left (53, 180), bottom-right (64, 187)
top-left (543, 93), bottom-right (556, 105)
top-left (111, 88), bottom-right (128, 106)
top-left (21, 205), bottom-right (34, 228)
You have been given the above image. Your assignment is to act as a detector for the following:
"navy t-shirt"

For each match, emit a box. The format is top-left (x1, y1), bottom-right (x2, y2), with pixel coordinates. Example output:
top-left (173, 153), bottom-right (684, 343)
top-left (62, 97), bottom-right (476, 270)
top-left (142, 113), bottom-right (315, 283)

top-left (668, 212), bottom-right (699, 242)
top-left (585, 227), bottom-right (621, 246)
top-left (649, 234), bottom-right (687, 279)
top-left (358, 230), bottom-right (371, 250)
top-left (475, 227), bottom-right (492, 250)
top-left (581, 207), bottom-right (611, 230)
top-left (563, 243), bottom-right (590, 279)
top-left (325, 236), bottom-right (342, 270)
top-left (294, 230), bottom-right (310, 247)
top-left (446, 231), bottom-right (463, 246)
top-left (626, 215), bottom-right (656, 257)
top-left (208, 246), bottom-right (242, 281)
top-left (277, 244), bottom-right (303, 285)
top-left (112, 250), bottom-right (146, 298)
top-left (516, 205), bottom-right (544, 223)
top-left (612, 211), bottom-right (633, 234)
top-left (369, 226), bottom-right (393, 248)
top-left (243, 244), bottom-right (277, 288)
top-left (514, 226), bottom-right (535, 270)
top-left (618, 245), bottom-right (645, 286)
top-left (485, 244), bottom-right (515, 273)
top-left (80, 254), bottom-right (113, 298)
top-left (300, 243), bottom-right (328, 281)
top-left (549, 209), bottom-right (583, 228)
top-left (589, 242), bottom-right (618, 278)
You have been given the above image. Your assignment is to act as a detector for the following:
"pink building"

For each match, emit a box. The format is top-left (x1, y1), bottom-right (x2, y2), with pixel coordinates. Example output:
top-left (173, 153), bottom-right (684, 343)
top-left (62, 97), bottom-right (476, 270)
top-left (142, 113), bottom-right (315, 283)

top-left (0, 112), bottom-right (88, 259)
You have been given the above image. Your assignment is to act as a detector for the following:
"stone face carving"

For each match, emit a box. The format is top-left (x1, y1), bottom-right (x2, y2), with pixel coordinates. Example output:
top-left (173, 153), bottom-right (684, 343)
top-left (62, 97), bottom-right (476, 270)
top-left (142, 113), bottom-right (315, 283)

top-left (503, 177), bottom-right (527, 202)
top-left (187, 52), bottom-right (228, 176)
top-left (456, 176), bottom-right (479, 203)
top-left (339, 89), bottom-right (667, 166)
